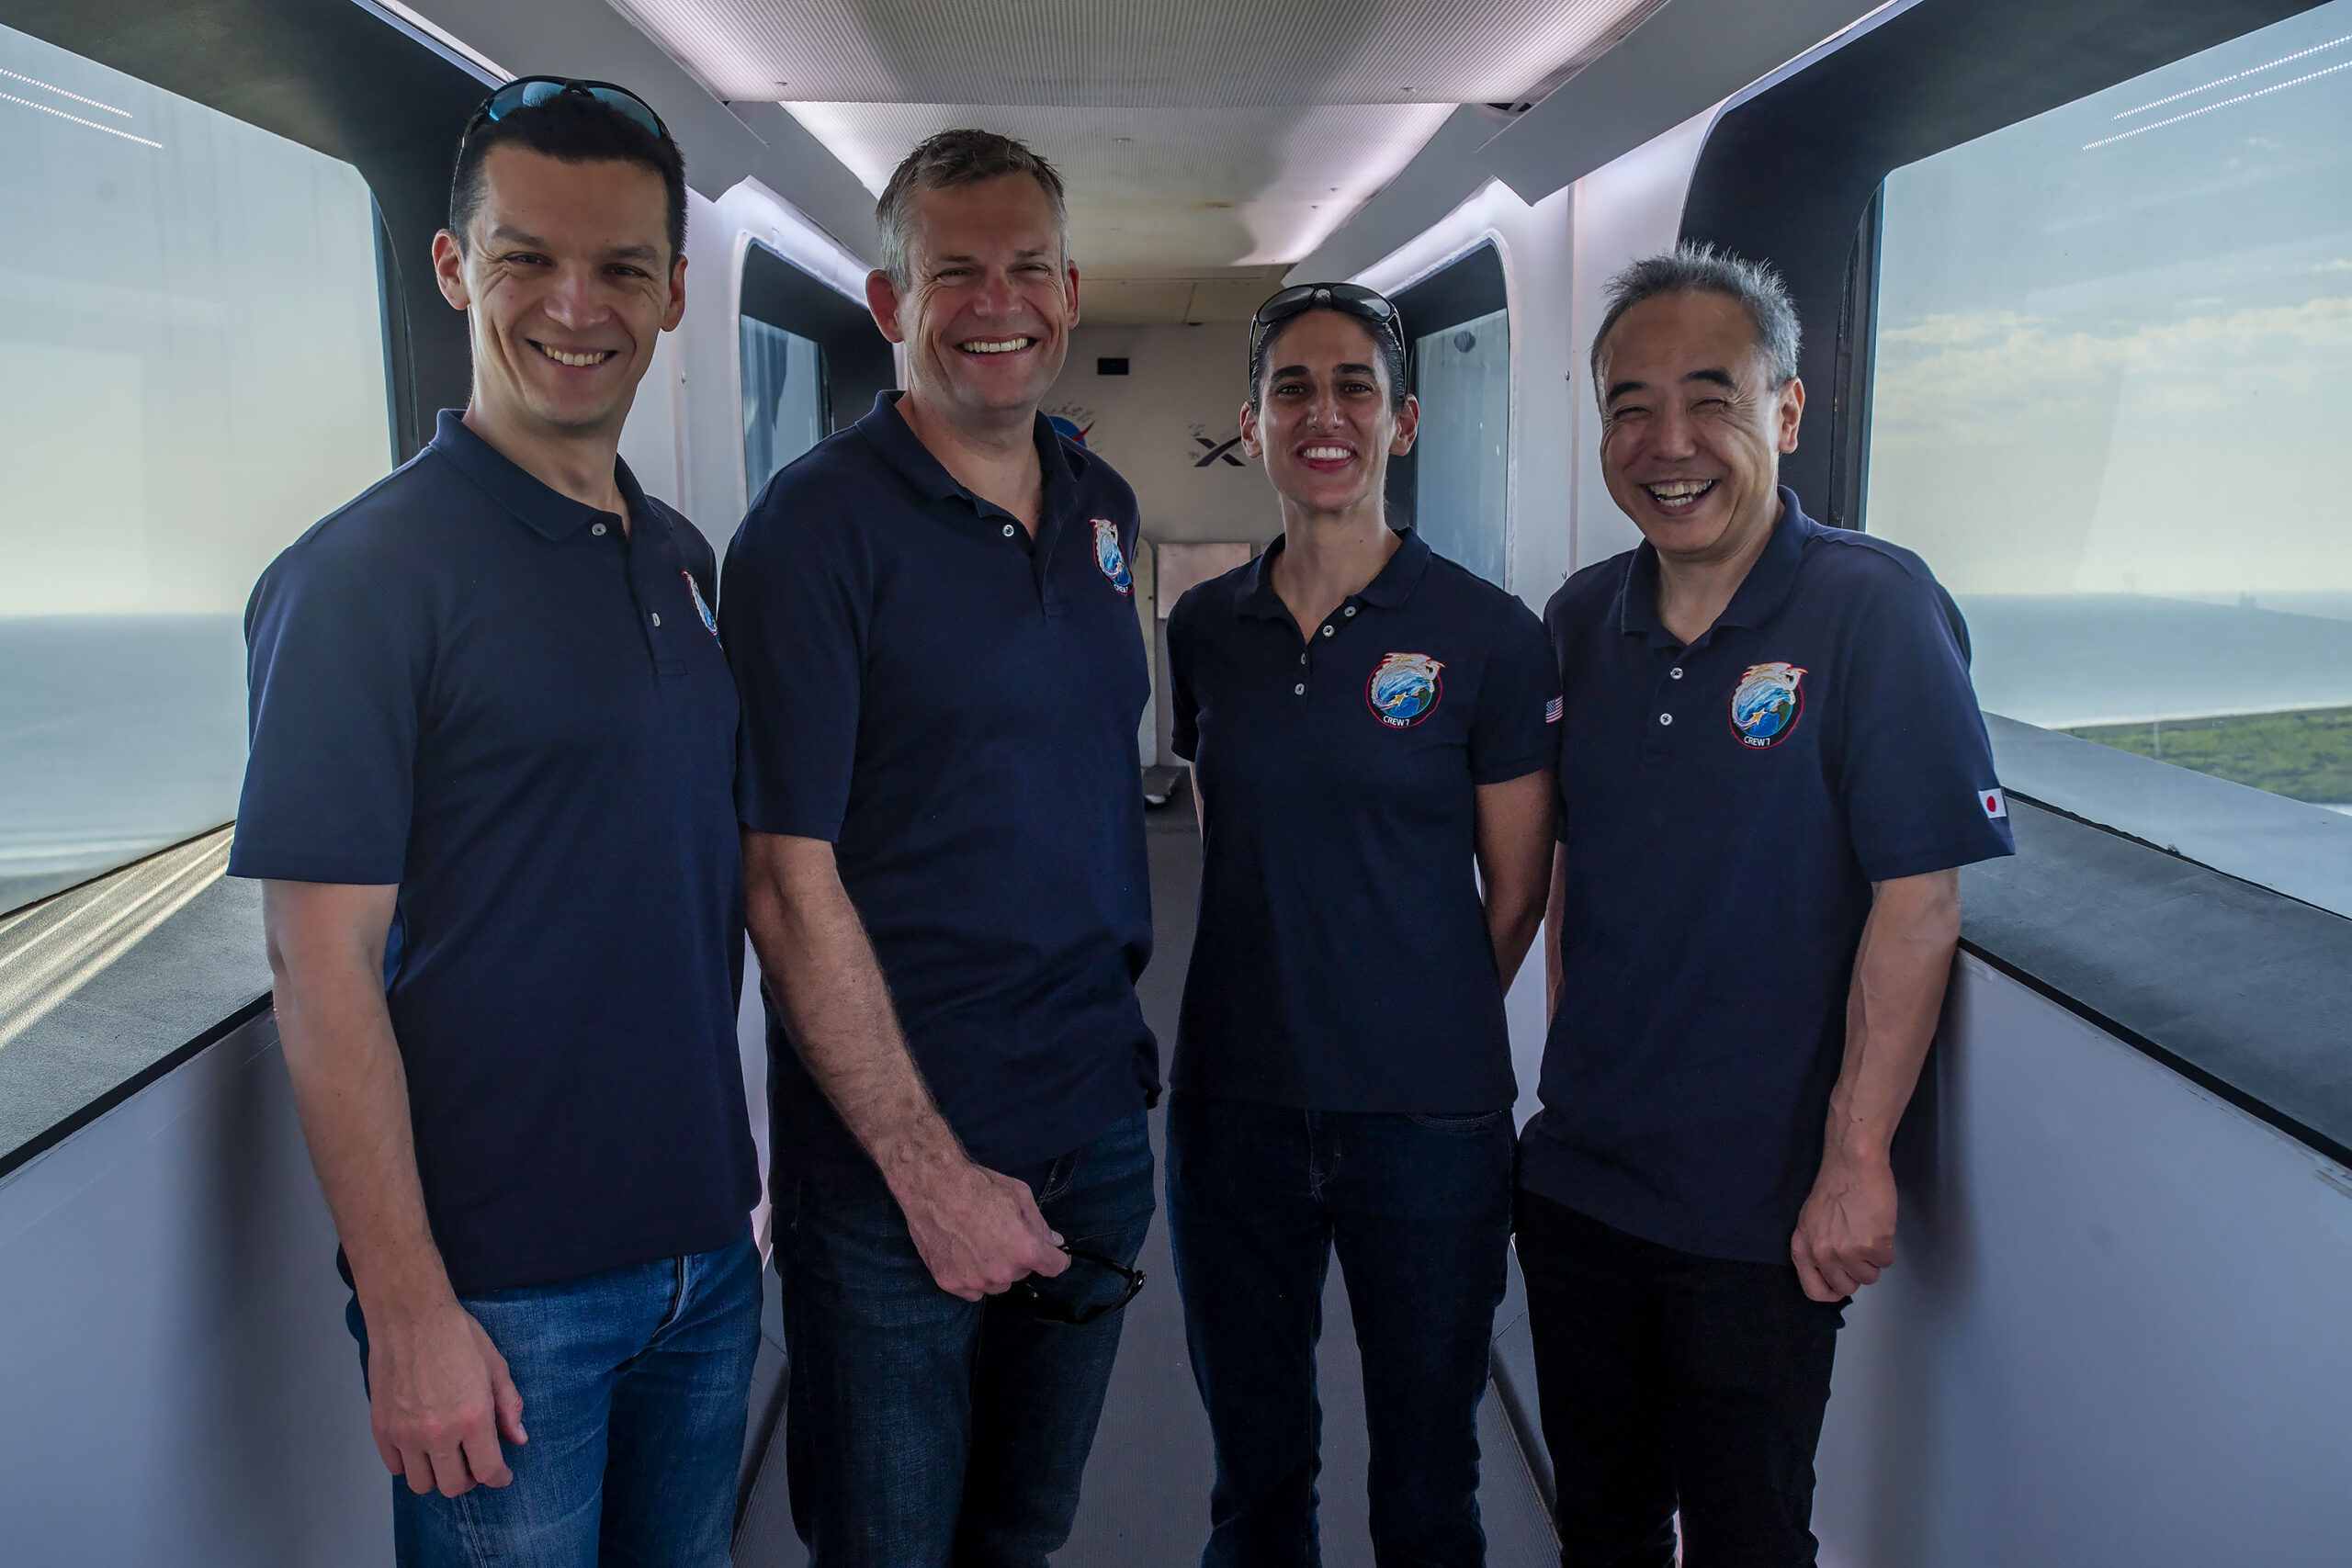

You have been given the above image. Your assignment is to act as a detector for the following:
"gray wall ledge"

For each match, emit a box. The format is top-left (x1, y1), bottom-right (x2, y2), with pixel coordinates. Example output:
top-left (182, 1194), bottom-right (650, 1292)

top-left (1962, 799), bottom-right (2352, 1168)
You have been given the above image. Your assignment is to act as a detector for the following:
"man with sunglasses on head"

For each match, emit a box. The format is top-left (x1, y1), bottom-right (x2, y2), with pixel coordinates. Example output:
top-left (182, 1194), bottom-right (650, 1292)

top-left (721, 129), bottom-right (1157, 1566)
top-left (232, 79), bottom-right (759, 1566)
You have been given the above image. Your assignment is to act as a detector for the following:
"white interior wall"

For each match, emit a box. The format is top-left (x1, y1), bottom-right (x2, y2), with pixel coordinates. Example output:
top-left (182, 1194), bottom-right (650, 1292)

top-left (1046, 321), bottom-right (1274, 549)
top-left (0, 1017), bottom-right (387, 1566)
top-left (1815, 957), bottom-right (2352, 1567)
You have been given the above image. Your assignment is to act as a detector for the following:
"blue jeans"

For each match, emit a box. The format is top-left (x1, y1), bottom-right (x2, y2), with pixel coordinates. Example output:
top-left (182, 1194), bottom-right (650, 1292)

top-left (1166, 1095), bottom-right (1516, 1568)
top-left (774, 1109), bottom-right (1156, 1568)
top-left (347, 1227), bottom-right (762, 1568)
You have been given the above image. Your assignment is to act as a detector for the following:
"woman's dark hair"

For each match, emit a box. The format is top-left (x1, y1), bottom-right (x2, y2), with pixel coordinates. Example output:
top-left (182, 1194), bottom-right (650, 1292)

top-left (450, 92), bottom-right (688, 260)
top-left (1249, 308), bottom-right (1409, 413)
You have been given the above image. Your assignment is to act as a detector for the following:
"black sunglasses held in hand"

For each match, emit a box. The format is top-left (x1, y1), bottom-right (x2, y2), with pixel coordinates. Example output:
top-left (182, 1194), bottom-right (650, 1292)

top-left (1006, 1245), bottom-right (1146, 1326)
top-left (463, 76), bottom-right (670, 147)
top-left (1250, 282), bottom-right (1405, 360)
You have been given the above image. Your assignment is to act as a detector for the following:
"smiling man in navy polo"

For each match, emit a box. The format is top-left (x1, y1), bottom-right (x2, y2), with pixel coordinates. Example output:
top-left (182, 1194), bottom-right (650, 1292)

top-left (721, 130), bottom-right (1155, 1565)
top-left (1518, 245), bottom-right (2015, 1566)
top-left (231, 84), bottom-right (758, 1566)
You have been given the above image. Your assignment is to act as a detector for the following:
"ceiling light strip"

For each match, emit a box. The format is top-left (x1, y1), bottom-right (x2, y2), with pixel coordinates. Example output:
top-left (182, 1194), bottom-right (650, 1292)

top-left (0, 90), bottom-right (162, 147)
top-left (0, 65), bottom-right (131, 117)
top-left (2110, 31), bottom-right (2351, 120)
top-left (366, 0), bottom-right (514, 83)
top-left (2084, 55), bottom-right (2352, 149)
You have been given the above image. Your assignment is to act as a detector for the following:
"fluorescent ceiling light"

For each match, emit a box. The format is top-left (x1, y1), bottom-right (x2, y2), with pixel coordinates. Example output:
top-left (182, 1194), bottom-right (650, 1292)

top-left (366, 0), bottom-right (513, 82)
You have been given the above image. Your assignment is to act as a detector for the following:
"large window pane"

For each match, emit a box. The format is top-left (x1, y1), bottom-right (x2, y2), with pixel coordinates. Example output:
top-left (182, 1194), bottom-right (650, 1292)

top-left (741, 314), bottom-right (826, 497)
top-left (0, 23), bottom-right (390, 915)
top-left (1865, 3), bottom-right (2352, 906)
top-left (1411, 306), bottom-right (1511, 587)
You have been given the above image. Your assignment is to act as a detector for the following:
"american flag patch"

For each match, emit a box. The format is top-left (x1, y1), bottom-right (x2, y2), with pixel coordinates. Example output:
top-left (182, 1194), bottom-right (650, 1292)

top-left (1544, 697), bottom-right (1564, 724)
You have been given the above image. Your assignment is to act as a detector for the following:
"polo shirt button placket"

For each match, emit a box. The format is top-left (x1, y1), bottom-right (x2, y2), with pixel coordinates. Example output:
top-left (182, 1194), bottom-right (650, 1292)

top-left (1001, 523), bottom-right (1017, 538)
top-left (591, 523), bottom-right (607, 537)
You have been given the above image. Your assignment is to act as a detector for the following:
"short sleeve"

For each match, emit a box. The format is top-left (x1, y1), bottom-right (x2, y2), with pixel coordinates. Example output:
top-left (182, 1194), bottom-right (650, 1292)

top-left (1167, 592), bottom-right (1203, 762)
top-left (720, 489), bottom-right (870, 841)
top-left (228, 539), bottom-right (425, 886)
top-left (1468, 599), bottom-right (1562, 785)
top-left (1839, 573), bottom-right (2017, 881)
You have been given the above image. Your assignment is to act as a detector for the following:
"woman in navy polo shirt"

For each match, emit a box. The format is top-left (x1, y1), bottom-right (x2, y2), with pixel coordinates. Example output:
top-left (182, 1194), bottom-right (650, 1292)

top-left (1164, 284), bottom-right (1560, 1566)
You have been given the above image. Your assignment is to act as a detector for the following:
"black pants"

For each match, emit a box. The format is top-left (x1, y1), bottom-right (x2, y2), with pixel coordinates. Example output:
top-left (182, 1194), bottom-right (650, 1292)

top-left (1514, 1190), bottom-right (1845, 1568)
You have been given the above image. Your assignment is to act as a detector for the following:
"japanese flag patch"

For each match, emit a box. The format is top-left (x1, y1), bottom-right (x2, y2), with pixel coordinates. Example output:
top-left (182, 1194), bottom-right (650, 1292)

top-left (1979, 787), bottom-right (2008, 820)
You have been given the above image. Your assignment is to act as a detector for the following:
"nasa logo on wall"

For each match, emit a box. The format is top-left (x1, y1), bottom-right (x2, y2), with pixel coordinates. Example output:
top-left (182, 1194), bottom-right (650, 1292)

top-left (1092, 518), bottom-right (1134, 594)
top-left (1046, 405), bottom-right (1095, 447)
top-left (682, 571), bottom-right (718, 637)
top-left (1366, 652), bottom-right (1444, 728)
top-left (1729, 661), bottom-right (1806, 748)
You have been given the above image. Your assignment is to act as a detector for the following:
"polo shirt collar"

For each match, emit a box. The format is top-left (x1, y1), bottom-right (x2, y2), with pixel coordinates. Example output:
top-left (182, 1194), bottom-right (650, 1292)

top-left (428, 408), bottom-right (653, 542)
top-left (854, 389), bottom-right (1088, 516)
top-left (1618, 486), bottom-right (1814, 645)
top-left (1236, 526), bottom-right (1432, 621)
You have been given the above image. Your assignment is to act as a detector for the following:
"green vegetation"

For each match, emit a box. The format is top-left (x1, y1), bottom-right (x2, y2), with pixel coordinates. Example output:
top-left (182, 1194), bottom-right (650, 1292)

top-left (2065, 706), bottom-right (2352, 805)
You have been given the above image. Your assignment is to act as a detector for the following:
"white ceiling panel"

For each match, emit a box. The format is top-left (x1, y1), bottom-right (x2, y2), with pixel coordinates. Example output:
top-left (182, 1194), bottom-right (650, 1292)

top-left (612, 0), bottom-right (1661, 107)
top-left (1076, 265), bottom-right (1290, 325)
top-left (595, 0), bottom-right (1663, 313)
top-left (786, 101), bottom-right (1455, 267)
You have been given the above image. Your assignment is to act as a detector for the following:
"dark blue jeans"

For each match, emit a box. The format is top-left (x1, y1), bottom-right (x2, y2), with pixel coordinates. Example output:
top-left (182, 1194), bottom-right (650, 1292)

top-left (1166, 1094), bottom-right (1517, 1568)
top-left (347, 1226), bottom-right (763, 1568)
top-left (773, 1109), bottom-right (1156, 1568)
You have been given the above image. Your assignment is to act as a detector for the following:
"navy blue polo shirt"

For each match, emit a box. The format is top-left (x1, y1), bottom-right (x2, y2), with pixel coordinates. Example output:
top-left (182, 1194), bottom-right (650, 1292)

top-left (1168, 530), bottom-right (1560, 1112)
top-left (722, 391), bottom-right (1156, 1179)
top-left (1521, 489), bottom-right (2014, 1263)
top-left (229, 410), bottom-right (757, 1296)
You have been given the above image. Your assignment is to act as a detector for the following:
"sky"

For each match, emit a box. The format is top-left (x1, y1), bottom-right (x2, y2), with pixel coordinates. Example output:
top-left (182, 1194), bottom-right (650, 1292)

top-left (1865, 1), bottom-right (2352, 601)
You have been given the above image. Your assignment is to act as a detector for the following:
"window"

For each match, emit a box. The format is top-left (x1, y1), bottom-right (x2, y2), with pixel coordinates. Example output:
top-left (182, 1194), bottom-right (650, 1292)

top-left (0, 22), bottom-right (391, 918)
top-left (1390, 243), bottom-right (1511, 589)
top-left (1412, 308), bottom-right (1511, 588)
top-left (735, 239), bottom-right (896, 505)
top-left (1864, 2), bottom-right (2352, 913)
top-left (741, 314), bottom-right (827, 497)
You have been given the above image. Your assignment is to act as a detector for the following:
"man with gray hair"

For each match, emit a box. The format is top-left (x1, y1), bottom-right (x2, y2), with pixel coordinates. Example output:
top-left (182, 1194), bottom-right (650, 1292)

top-left (721, 130), bottom-right (1156, 1564)
top-left (1518, 243), bottom-right (2013, 1563)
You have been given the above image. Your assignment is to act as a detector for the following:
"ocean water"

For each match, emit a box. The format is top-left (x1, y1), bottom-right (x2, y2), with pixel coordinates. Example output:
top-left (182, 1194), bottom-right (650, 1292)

top-left (0, 616), bottom-right (247, 912)
top-left (1959, 594), bottom-right (2352, 730)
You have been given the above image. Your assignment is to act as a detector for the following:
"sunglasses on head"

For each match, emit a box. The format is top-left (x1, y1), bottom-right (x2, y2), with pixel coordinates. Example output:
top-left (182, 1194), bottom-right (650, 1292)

top-left (464, 76), bottom-right (670, 148)
top-left (1250, 282), bottom-right (1405, 359)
